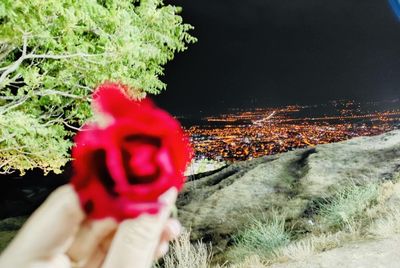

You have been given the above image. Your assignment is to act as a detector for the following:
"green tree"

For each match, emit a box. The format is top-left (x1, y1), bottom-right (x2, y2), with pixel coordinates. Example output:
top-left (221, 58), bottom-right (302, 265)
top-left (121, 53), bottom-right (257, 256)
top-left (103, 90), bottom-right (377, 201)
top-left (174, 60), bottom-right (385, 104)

top-left (0, 0), bottom-right (196, 175)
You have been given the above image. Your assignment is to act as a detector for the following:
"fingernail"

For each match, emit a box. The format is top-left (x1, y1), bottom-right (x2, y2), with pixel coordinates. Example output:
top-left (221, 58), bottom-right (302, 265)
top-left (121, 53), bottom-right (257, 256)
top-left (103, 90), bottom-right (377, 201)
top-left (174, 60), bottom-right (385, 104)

top-left (169, 220), bottom-right (181, 237)
top-left (159, 242), bottom-right (169, 256)
top-left (159, 188), bottom-right (177, 204)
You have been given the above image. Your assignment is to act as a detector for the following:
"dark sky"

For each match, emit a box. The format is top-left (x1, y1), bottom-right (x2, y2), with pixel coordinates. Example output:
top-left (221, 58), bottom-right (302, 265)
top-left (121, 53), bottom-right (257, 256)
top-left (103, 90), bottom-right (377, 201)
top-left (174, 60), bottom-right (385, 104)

top-left (154, 0), bottom-right (400, 116)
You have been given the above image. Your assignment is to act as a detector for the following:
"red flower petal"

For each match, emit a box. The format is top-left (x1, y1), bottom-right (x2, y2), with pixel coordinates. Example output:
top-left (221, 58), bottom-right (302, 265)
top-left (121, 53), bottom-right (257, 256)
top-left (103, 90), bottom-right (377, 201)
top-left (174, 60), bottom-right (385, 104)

top-left (93, 82), bottom-right (154, 118)
top-left (71, 82), bottom-right (192, 221)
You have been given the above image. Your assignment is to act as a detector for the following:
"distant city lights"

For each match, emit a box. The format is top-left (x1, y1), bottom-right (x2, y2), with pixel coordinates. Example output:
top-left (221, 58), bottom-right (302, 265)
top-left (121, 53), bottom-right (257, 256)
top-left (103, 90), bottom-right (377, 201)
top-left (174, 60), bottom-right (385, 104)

top-left (184, 100), bottom-right (400, 162)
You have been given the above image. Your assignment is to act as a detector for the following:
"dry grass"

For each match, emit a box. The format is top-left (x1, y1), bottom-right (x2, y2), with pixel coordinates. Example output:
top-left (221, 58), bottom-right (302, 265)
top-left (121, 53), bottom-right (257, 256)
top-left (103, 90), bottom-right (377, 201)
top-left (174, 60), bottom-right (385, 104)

top-left (220, 255), bottom-right (266, 268)
top-left (219, 182), bottom-right (383, 267)
top-left (369, 208), bottom-right (400, 238)
top-left (160, 177), bottom-right (400, 268)
top-left (278, 231), bottom-right (358, 262)
top-left (368, 180), bottom-right (400, 238)
top-left (159, 230), bottom-right (212, 268)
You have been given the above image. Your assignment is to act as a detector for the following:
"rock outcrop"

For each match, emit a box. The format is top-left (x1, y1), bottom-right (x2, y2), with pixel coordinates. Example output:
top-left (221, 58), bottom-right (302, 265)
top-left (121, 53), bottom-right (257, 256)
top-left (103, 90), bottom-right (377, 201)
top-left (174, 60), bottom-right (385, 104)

top-left (177, 130), bottom-right (400, 252)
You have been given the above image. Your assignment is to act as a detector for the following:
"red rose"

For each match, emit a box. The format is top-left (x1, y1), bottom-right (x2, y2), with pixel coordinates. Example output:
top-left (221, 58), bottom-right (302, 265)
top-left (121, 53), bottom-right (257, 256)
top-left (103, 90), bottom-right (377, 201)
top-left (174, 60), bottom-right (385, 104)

top-left (71, 82), bottom-right (192, 221)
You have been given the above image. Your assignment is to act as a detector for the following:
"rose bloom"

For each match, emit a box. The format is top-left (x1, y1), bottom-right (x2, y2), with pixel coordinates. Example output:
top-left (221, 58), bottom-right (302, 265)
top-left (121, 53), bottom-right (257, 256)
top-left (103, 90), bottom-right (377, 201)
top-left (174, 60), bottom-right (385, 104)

top-left (71, 83), bottom-right (192, 221)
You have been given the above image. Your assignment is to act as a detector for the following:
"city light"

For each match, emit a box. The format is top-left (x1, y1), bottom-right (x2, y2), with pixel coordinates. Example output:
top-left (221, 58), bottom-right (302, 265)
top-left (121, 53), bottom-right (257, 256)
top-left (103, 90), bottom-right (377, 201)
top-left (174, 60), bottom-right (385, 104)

top-left (185, 100), bottom-right (400, 162)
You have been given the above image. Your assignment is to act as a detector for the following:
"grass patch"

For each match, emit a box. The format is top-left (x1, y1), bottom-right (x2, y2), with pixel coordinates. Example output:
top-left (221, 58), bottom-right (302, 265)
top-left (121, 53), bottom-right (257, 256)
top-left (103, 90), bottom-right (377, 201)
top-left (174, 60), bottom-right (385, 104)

top-left (317, 182), bottom-right (379, 232)
top-left (224, 182), bottom-right (385, 266)
top-left (227, 216), bottom-right (290, 263)
top-left (160, 178), bottom-right (400, 268)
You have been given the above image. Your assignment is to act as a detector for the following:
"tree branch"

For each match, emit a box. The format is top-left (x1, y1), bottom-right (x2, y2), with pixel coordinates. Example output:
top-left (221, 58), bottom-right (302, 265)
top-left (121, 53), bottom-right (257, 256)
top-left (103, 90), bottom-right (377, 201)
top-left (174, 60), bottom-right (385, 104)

top-left (38, 89), bottom-right (86, 99)
top-left (0, 96), bottom-right (29, 114)
top-left (0, 34), bottom-right (107, 86)
top-left (25, 52), bottom-right (106, 60)
top-left (63, 121), bottom-right (83, 131)
top-left (0, 35), bottom-right (28, 81)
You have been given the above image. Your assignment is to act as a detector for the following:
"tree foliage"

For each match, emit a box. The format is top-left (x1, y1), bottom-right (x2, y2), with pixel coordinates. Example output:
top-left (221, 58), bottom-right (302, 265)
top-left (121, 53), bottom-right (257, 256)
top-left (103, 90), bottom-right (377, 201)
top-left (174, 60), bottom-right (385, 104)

top-left (0, 0), bottom-right (196, 174)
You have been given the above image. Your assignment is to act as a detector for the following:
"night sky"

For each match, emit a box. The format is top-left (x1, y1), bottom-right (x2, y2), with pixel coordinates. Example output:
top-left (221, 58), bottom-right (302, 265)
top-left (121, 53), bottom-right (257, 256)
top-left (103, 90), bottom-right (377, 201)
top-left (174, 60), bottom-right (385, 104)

top-left (155, 0), bottom-right (400, 116)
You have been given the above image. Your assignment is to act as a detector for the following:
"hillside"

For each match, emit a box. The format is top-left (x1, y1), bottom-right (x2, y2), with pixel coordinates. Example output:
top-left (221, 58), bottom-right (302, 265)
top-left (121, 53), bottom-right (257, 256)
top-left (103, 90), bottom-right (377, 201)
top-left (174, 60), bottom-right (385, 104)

top-left (176, 130), bottom-right (400, 266)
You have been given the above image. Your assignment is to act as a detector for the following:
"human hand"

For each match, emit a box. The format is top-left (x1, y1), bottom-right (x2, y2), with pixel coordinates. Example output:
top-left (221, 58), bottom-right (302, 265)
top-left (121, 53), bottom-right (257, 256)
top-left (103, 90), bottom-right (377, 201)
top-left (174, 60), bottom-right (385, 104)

top-left (0, 185), bottom-right (181, 268)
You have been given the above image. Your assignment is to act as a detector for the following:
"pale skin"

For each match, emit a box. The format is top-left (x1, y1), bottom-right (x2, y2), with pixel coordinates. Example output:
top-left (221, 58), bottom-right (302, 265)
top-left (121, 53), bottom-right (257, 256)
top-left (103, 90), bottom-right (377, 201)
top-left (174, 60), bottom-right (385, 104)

top-left (0, 185), bottom-right (181, 268)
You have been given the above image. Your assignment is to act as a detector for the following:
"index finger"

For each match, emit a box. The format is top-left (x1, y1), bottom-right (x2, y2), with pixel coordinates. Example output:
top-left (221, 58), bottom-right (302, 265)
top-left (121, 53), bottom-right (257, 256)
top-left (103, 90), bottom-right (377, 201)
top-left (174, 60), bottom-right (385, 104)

top-left (102, 188), bottom-right (177, 268)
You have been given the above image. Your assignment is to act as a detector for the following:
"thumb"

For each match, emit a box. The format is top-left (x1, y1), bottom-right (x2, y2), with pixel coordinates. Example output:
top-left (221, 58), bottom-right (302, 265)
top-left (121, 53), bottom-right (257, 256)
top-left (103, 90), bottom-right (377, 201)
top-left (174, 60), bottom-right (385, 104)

top-left (102, 188), bottom-right (177, 268)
